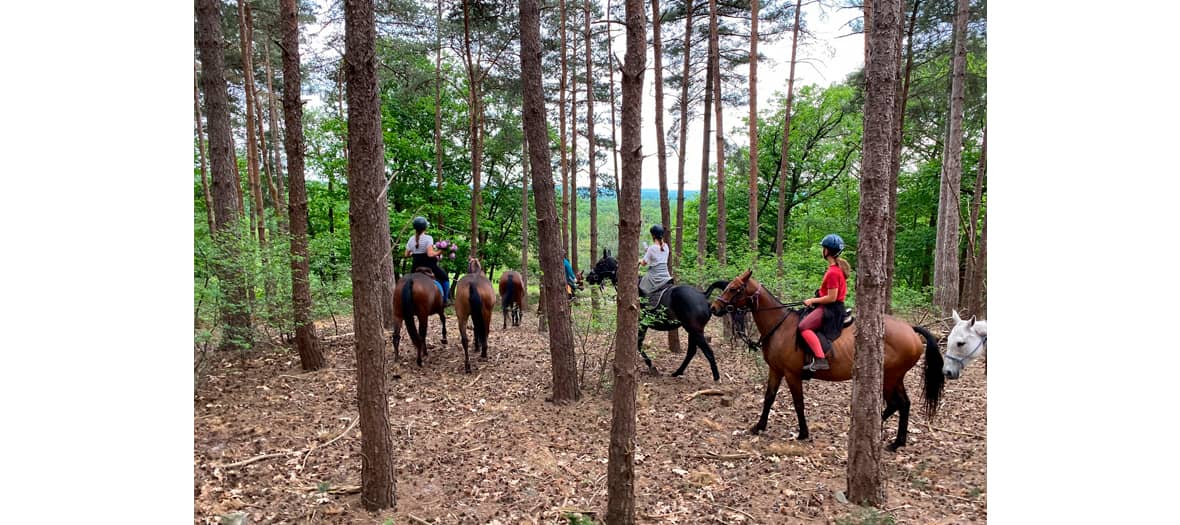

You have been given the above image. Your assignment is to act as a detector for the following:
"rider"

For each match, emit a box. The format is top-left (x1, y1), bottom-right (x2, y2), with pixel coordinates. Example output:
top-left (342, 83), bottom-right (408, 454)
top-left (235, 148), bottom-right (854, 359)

top-left (563, 256), bottom-right (578, 296)
top-left (638, 224), bottom-right (673, 299)
top-left (404, 216), bottom-right (451, 305)
top-left (800, 233), bottom-right (851, 371)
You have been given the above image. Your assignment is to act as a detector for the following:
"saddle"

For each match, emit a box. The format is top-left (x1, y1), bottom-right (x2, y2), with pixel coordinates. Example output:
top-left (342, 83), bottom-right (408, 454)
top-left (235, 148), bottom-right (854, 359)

top-left (796, 306), bottom-right (854, 369)
top-left (639, 281), bottom-right (675, 312)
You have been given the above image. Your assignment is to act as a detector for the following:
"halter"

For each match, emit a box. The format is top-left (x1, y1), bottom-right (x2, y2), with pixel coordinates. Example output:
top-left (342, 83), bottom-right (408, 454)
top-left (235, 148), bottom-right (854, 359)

top-left (716, 280), bottom-right (803, 351)
top-left (945, 335), bottom-right (987, 367)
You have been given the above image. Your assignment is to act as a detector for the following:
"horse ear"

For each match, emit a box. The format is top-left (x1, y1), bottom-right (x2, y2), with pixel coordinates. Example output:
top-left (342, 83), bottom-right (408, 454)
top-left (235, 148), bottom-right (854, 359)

top-left (952, 310), bottom-right (962, 324)
top-left (968, 315), bottom-right (976, 328)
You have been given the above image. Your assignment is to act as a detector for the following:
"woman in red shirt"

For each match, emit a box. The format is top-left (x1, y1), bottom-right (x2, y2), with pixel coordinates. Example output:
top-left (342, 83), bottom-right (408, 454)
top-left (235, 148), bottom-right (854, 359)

top-left (799, 234), bottom-right (851, 371)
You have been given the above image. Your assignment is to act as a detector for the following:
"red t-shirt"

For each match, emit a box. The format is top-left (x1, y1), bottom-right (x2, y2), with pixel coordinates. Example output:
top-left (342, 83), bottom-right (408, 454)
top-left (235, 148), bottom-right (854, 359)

top-left (821, 264), bottom-right (847, 302)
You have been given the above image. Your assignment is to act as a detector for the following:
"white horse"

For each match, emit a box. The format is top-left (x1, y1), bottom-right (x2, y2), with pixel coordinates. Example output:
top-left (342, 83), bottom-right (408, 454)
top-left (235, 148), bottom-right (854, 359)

top-left (943, 310), bottom-right (987, 380)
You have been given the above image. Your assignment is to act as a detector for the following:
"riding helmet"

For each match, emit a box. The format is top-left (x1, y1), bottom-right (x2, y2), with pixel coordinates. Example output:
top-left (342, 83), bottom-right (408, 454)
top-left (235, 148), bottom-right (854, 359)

top-left (412, 216), bottom-right (429, 231)
top-left (650, 224), bottom-right (665, 239)
top-left (820, 233), bottom-right (845, 254)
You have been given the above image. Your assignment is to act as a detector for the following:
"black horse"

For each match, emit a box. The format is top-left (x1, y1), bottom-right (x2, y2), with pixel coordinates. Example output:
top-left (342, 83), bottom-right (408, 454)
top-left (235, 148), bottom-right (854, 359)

top-left (638, 280), bottom-right (730, 381)
top-left (586, 250), bottom-right (619, 291)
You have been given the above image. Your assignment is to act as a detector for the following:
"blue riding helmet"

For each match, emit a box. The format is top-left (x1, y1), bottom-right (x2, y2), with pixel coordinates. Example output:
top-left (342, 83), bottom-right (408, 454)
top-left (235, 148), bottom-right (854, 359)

top-left (412, 216), bottom-right (429, 231)
top-left (650, 224), bottom-right (665, 239)
top-left (821, 234), bottom-right (845, 254)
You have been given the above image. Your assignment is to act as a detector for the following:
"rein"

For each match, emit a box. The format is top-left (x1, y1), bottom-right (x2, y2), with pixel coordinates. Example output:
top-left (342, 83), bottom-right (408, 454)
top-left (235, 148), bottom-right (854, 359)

top-left (723, 283), bottom-right (804, 351)
top-left (945, 335), bottom-right (987, 367)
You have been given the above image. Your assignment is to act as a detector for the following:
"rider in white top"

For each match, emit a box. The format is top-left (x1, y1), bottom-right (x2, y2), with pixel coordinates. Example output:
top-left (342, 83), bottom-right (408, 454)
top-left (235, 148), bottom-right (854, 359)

top-left (639, 224), bottom-right (673, 297)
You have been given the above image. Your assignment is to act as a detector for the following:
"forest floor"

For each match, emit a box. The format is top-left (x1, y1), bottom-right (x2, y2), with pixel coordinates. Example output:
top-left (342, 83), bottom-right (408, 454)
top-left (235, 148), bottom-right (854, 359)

top-left (194, 305), bottom-right (986, 524)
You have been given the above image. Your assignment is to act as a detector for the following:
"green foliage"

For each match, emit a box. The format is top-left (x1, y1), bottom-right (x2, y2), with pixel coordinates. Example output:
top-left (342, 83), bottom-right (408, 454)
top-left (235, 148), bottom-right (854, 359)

top-left (563, 512), bottom-right (596, 525)
top-left (836, 506), bottom-right (897, 525)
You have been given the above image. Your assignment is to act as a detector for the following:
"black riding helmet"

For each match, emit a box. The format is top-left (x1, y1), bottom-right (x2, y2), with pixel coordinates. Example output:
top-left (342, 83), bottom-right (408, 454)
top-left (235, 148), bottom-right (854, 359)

top-left (820, 233), bottom-right (844, 255)
top-left (650, 224), bottom-right (665, 239)
top-left (412, 216), bottom-right (429, 232)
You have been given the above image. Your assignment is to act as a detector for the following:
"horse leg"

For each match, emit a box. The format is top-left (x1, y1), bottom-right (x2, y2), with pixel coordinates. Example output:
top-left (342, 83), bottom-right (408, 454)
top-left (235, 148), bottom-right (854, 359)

top-left (418, 314), bottom-right (429, 359)
top-left (671, 330), bottom-right (699, 378)
top-left (695, 331), bottom-right (721, 382)
top-left (438, 311), bottom-right (448, 346)
top-left (459, 315), bottom-right (471, 374)
top-left (886, 384), bottom-right (912, 451)
top-left (391, 317), bottom-right (402, 361)
top-left (637, 326), bottom-right (657, 374)
top-left (749, 368), bottom-right (783, 435)
top-left (786, 375), bottom-right (809, 440)
top-left (502, 304), bottom-right (508, 330)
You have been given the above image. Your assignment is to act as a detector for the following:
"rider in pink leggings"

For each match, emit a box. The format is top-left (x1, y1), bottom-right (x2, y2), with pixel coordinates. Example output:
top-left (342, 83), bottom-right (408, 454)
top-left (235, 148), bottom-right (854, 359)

top-left (800, 234), bottom-right (850, 371)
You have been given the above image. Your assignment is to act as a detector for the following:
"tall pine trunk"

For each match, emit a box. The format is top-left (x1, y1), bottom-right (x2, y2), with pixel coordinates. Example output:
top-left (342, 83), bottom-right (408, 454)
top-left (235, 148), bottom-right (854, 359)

top-left (964, 125), bottom-right (986, 317)
top-left (521, 0), bottom-right (580, 402)
top-left (585, 0), bottom-right (598, 287)
top-left (747, 0), bottom-right (759, 255)
top-left (651, 0), bottom-right (670, 229)
top-left (695, 57), bottom-right (713, 267)
top-left (263, 41), bottom-right (288, 233)
top-left (560, 0), bottom-right (571, 258)
top-left (848, 0), bottom-right (901, 506)
top-left (774, 0), bottom-right (802, 277)
top-left (195, 67), bottom-right (216, 233)
top-left (238, 0), bottom-right (266, 248)
top-left (281, 0), bottom-right (325, 371)
top-left (435, 0), bottom-right (444, 187)
top-left (607, 0), bottom-right (622, 195)
top-left (197, 0), bottom-right (252, 351)
top-left (885, 0), bottom-right (920, 311)
top-left (521, 136), bottom-right (530, 309)
top-left (463, 0), bottom-right (484, 258)
top-left (708, 0), bottom-right (726, 266)
top-left (673, 3), bottom-right (693, 265)
top-left (607, 0), bottom-right (645, 518)
top-left (933, 0), bottom-right (969, 316)
top-left (570, 39), bottom-right (579, 271)
top-left (344, 0), bottom-right (397, 509)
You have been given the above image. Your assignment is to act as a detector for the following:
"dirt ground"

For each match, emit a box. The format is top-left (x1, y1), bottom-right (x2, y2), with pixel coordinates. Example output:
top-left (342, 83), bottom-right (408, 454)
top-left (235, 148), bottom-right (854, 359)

top-left (194, 307), bottom-right (986, 524)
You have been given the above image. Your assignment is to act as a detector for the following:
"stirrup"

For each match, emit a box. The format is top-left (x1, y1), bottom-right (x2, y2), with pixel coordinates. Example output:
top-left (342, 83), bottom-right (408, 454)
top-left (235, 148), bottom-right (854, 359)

top-left (804, 357), bottom-right (829, 372)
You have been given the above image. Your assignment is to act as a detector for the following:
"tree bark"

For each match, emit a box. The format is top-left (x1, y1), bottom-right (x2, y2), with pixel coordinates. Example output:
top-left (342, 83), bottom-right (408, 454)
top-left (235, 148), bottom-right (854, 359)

top-left (964, 125), bottom-right (986, 317)
top-left (848, 0), bottom-right (900, 507)
top-left (708, 0), bottom-right (726, 266)
top-left (344, 0), bottom-right (397, 509)
top-left (607, 0), bottom-right (622, 196)
top-left (651, 0), bottom-right (670, 230)
top-left (264, 39), bottom-right (288, 233)
top-left (462, 0), bottom-right (484, 259)
top-left (521, 135), bottom-right (530, 310)
top-left (435, 0), bottom-right (444, 188)
top-left (933, 0), bottom-right (969, 316)
top-left (570, 37), bottom-right (579, 271)
top-left (747, 0), bottom-right (759, 255)
top-left (607, 0), bottom-right (645, 519)
top-left (885, 0), bottom-right (920, 311)
top-left (195, 65), bottom-right (216, 233)
top-left (585, 0), bottom-right (598, 286)
top-left (238, 0), bottom-right (267, 247)
top-left (521, 0), bottom-right (581, 403)
top-left (673, 3), bottom-right (693, 266)
top-left (774, 0), bottom-right (802, 277)
top-left (695, 55), bottom-right (713, 267)
top-left (281, 0), bottom-right (325, 372)
top-left (560, 0), bottom-right (571, 258)
top-left (197, 0), bottom-right (252, 351)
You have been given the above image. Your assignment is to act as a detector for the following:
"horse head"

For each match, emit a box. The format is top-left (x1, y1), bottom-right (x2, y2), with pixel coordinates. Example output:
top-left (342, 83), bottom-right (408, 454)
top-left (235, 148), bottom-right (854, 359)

top-left (468, 257), bottom-right (483, 275)
top-left (710, 269), bottom-right (757, 316)
top-left (943, 309), bottom-right (987, 379)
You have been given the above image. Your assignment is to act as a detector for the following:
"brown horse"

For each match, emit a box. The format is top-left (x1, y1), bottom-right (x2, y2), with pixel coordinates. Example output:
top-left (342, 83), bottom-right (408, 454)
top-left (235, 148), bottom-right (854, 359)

top-left (498, 270), bottom-right (524, 328)
top-left (392, 270), bottom-right (448, 368)
top-left (454, 259), bottom-right (495, 373)
top-left (710, 269), bottom-right (945, 451)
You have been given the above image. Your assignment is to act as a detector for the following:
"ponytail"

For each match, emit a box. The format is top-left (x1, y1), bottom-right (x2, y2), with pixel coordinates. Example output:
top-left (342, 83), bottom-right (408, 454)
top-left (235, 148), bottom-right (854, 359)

top-left (415, 232), bottom-right (422, 250)
top-left (659, 239), bottom-right (666, 252)
top-left (836, 256), bottom-right (852, 279)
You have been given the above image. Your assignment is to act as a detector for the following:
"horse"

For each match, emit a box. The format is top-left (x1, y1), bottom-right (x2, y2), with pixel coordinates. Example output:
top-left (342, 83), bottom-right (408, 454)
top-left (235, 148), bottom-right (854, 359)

top-left (637, 280), bottom-right (731, 381)
top-left (710, 269), bottom-right (945, 451)
top-left (943, 309), bottom-right (987, 379)
top-left (586, 249), bottom-right (619, 292)
top-left (392, 269), bottom-right (449, 368)
top-left (498, 270), bottom-right (525, 328)
top-left (454, 258), bottom-right (495, 374)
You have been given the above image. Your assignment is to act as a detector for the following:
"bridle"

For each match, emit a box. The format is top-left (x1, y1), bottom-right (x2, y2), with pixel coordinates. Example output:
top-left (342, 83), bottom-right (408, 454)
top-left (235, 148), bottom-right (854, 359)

top-left (945, 334), bottom-right (987, 367)
top-left (714, 279), bottom-right (804, 351)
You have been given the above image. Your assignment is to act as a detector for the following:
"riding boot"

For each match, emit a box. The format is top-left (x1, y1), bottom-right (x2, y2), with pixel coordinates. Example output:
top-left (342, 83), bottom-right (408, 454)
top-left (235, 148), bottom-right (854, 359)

top-left (805, 357), bottom-right (830, 372)
top-left (441, 281), bottom-right (451, 306)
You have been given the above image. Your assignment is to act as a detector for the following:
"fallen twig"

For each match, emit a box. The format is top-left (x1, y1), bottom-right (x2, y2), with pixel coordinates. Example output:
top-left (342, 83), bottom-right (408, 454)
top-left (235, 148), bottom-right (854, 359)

top-left (302, 417), bottom-right (360, 469)
top-left (920, 422), bottom-right (985, 440)
top-left (465, 373), bottom-right (482, 389)
top-left (216, 418), bottom-right (358, 469)
top-left (323, 332), bottom-right (355, 342)
top-left (408, 515), bottom-right (432, 525)
top-left (685, 389), bottom-right (727, 402)
top-left (944, 494), bottom-right (982, 504)
top-left (705, 502), bottom-right (757, 522)
top-left (681, 451), bottom-right (753, 461)
top-left (304, 484), bottom-right (361, 495)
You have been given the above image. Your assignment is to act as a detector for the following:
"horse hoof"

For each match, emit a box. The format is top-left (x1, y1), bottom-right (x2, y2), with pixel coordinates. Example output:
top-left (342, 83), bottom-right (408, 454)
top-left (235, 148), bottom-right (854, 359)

top-left (671, 371), bottom-right (683, 378)
top-left (886, 443), bottom-right (903, 452)
top-left (796, 432), bottom-right (809, 441)
top-left (748, 424), bottom-right (764, 435)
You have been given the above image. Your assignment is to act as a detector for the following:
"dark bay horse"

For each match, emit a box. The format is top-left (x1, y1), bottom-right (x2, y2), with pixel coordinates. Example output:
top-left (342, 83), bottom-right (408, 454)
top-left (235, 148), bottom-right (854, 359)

top-left (638, 280), bottom-right (730, 381)
top-left (392, 270), bottom-right (448, 368)
top-left (586, 249), bottom-right (619, 291)
top-left (455, 259), bottom-right (495, 374)
top-left (498, 270), bottom-right (524, 328)
top-left (710, 269), bottom-right (945, 451)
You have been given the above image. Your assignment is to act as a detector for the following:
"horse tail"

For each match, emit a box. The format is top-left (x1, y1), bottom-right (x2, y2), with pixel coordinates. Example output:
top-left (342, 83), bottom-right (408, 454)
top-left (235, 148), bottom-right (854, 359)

top-left (913, 325), bottom-right (945, 420)
top-left (469, 282), bottom-right (488, 343)
top-left (402, 279), bottom-right (422, 347)
top-left (503, 275), bottom-right (516, 312)
top-left (703, 280), bottom-right (730, 297)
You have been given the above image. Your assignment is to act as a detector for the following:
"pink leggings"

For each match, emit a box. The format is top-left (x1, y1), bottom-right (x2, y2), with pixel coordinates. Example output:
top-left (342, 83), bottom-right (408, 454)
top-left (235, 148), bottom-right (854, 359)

top-left (799, 307), bottom-right (826, 359)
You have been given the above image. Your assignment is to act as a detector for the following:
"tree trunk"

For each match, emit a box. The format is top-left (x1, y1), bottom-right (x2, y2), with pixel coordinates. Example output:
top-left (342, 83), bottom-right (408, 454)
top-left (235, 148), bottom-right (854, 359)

top-left (695, 57), bottom-right (713, 267)
top-left (673, 3), bottom-right (693, 266)
top-left (238, 0), bottom-right (266, 248)
top-left (560, 0), bottom-right (571, 258)
top-left (585, 0), bottom-right (597, 292)
top-left (195, 65), bottom-right (216, 233)
top-left (281, 0), bottom-right (325, 372)
top-left (570, 41), bottom-right (579, 271)
top-left (607, 0), bottom-right (622, 196)
top-left (964, 125), bottom-right (986, 317)
top-left (848, 0), bottom-right (900, 507)
top-left (197, 0), bottom-right (252, 351)
top-left (521, 0), bottom-right (581, 403)
top-left (708, 0), bottom-right (726, 266)
top-left (774, 0), bottom-right (802, 277)
top-left (933, 0), bottom-right (969, 317)
top-left (651, 0), bottom-right (670, 230)
top-left (435, 0), bottom-right (444, 188)
top-left (607, 0), bottom-right (645, 519)
top-left (521, 135), bottom-right (530, 310)
top-left (263, 40), bottom-right (288, 233)
top-left (463, 0), bottom-right (483, 258)
top-left (885, 0), bottom-right (920, 311)
top-left (747, 0), bottom-right (759, 255)
top-left (344, 0), bottom-right (397, 509)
